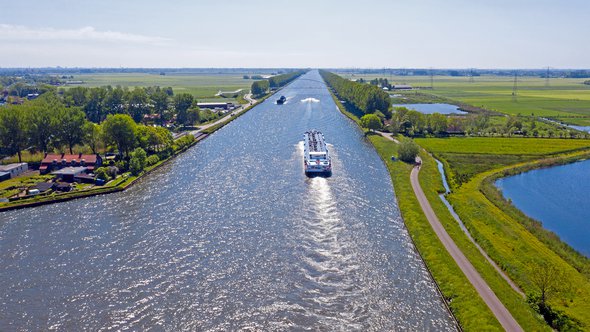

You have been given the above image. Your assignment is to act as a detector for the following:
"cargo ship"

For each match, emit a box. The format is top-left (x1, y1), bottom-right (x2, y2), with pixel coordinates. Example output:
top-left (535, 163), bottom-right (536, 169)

top-left (277, 96), bottom-right (287, 104)
top-left (303, 130), bottom-right (332, 176)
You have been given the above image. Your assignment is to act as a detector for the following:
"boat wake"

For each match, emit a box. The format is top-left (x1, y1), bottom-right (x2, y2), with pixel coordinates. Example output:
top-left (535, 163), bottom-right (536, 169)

top-left (301, 97), bottom-right (320, 103)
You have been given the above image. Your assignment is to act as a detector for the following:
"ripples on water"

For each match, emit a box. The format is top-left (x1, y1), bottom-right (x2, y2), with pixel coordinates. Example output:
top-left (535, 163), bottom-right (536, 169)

top-left (0, 71), bottom-right (456, 331)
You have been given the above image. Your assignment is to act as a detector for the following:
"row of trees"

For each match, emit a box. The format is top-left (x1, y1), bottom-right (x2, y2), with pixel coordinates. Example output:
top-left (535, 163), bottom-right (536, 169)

top-left (250, 71), bottom-right (306, 96)
top-left (0, 93), bottom-right (177, 162)
top-left (320, 70), bottom-right (391, 116)
top-left (60, 85), bottom-right (200, 125)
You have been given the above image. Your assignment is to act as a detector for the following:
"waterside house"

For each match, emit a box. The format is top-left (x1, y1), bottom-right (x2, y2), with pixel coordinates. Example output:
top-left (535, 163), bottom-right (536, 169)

top-left (40, 153), bottom-right (102, 174)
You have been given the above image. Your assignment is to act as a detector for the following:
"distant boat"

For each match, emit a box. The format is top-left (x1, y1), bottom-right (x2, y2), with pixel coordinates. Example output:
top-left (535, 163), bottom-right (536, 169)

top-left (303, 130), bottom-right (332, 176)
top-left (277, 96), bottom-right (287, 105)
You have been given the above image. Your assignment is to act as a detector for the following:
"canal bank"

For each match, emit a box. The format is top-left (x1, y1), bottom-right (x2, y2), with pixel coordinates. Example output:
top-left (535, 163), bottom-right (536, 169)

top-left (323, 75), bottom-right (548, 329)
top-left (0, 71), bottom-right (456, 331)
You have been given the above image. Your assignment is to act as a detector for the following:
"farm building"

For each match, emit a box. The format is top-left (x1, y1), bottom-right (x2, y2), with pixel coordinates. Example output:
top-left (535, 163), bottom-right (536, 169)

top-left (196, 102), bottom-right (235, 110)
top-left (392, 84), bottom-right (413, 90)
top-left (40, 154), bottom-right (101, 174)
top-left (0, 163), bottom-right (28, 179)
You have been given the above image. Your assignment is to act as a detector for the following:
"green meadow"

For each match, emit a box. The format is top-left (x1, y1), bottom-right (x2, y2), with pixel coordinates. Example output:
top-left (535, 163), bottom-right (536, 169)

top-left (65, 73), bottom-right (257, 99)
top-left (341, 73), bottom-right (590, 126)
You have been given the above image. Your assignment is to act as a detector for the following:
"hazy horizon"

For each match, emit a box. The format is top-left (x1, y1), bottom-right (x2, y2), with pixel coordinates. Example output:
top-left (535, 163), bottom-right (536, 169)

top-left (2, 0), bottom-right (589, 69)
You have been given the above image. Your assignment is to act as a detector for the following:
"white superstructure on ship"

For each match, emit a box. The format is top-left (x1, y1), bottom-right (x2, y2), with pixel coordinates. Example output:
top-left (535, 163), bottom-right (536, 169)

top-left (303, 130), bottom-right (332, 176)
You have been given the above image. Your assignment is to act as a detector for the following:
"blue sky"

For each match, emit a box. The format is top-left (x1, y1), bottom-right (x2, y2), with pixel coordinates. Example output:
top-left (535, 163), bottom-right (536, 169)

top-left (1, 0), bottom-right (589, 68)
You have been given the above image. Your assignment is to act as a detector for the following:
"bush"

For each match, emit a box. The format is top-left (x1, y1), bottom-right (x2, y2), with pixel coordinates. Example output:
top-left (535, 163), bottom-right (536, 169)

top-left (95, 167), bottom-right (110, 181)
top-left (146, 154), bottom-right (160, 166)
top-left (129, 148), bottom-right (147, 176)
top-left (360, 114), bottom-right (382, 132)
top-left (398, 139), bottom-right (420, 163)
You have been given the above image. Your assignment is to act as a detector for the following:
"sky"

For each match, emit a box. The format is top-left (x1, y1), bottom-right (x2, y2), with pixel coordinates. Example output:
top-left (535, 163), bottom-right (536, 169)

top-left (1, 0), bottom-right (589, 68)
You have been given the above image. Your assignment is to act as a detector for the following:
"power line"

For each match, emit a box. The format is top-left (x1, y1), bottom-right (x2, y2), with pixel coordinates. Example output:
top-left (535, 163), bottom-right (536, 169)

top-left (512, 72), bottom-right (518, 102)
top-left (545, 66), bottom-right (550, 87)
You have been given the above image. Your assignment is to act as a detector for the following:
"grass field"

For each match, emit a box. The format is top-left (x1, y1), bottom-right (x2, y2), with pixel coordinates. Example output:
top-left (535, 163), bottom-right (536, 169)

top-left (339, 73), bottom-right (590, 126)
top-left (412, 136), bottom-right (590, 329)
top-left (65, 73), bottom-right (258, 99)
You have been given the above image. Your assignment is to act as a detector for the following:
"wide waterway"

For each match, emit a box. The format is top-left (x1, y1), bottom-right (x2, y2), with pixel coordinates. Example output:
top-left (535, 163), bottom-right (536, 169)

top-left (496, 159), bottom-right (590, 257)
top-left (0, 71), bottom-right (456, 331)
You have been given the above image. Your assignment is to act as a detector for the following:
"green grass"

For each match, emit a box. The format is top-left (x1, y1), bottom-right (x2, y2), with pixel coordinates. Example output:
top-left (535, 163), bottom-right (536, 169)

top-left (64, 73), bottom-right (258, 99)
top-left (341, 73), bottom-right (590, 126)
top-left (415, 137), bottom-right (590, 155)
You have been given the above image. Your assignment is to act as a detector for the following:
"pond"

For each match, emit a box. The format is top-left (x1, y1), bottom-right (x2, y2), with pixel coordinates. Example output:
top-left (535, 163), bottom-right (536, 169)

top-left (392, 103), bottom-right (467, 115)
top-left (495, 160), bottom-right (590, 257)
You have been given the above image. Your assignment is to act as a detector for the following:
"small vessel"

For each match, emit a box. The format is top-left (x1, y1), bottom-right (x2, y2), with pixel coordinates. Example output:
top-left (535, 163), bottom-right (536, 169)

top-left (303, 130), bottom-right (332, 176)
top-left (277, 96), bottom-right (287, 104)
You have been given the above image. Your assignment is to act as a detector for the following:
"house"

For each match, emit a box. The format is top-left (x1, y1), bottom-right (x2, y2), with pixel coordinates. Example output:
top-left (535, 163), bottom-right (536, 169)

top-left (0, 163), bottom-right (28, 178)
top-left (51, 167), bottom-right (88, 182)
top-left (40, 153), bottom-right (101, 174)
top-left (196, 102), bottom-right (235, 110)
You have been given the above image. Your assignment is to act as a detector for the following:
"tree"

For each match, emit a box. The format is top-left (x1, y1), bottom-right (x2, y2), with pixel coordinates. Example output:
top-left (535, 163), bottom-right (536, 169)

top-left (102, 114), bottom-right (137, 157)
top-left (27, 102), bottom-right (56, 153)
top-left (103, 86), bottom-right (125, 116)
top-left (0, 106), bottom-right (28, 162)
top-left (405, 110), bottom-right (426, 135)
top-left (94, 167), bottom-right (110, 181)
top-left (186, 108), bottom-right (201, 125)
top-left (129, 147), bottom-right (147, 175)
top-left (398, 139), bottom-right (420, 163)
top-left (127, 88), bottom-right (150, 123)
top-left (151, 90), bottom-right (169, 124)
top-left (84, 122), bottom-right (103, 154)
top-left (360, 114), bottom-right (382, 132)
top-left (174, 93), bottom-right (194, 125)
top-left (251, 80), bottom-right (269, 96)
top-left (428, 113), bottom-right (448, 135)
top-left (55, 107), bottom-right (87, 154)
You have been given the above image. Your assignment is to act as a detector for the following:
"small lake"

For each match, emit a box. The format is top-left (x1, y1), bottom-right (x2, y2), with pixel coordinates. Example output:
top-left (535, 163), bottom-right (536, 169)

top-left (495, 160), bottom-right (590, 257)
top-left (392, 103), bottom-right (467, 115)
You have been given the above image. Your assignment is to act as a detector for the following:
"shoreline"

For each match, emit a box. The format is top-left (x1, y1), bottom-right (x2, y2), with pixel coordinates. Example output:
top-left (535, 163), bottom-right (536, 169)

top-left (0, 89), bottom-right (281, 213)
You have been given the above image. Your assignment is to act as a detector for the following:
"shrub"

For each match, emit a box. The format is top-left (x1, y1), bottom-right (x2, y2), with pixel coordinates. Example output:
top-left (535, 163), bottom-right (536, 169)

top-left (398, 139), bottom-right (420, 163)
top-left (129, 148), bottom-right (147, 176)
top-left (146, 154), bottom-right (160, 166)
top-left (95, 167), bottom-right (110, 181)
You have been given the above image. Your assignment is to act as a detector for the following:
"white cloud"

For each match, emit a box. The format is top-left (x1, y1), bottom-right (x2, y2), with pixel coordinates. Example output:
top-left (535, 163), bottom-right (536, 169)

top-left (0, 24), bottom-right (169, 45)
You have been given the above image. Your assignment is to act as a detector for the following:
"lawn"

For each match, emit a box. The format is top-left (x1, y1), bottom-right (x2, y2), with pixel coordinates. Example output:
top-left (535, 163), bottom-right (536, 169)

top-left (338, 73), bottom-right (590, 126)
top-left (64, 73), bottom-right (258, 99)
top-left (415, 137), bottom-right (590, 155)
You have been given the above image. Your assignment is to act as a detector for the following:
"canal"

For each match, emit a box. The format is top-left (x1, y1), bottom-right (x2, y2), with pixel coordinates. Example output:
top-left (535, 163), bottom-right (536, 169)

top-left (0, 71), bottom-right (456, 330)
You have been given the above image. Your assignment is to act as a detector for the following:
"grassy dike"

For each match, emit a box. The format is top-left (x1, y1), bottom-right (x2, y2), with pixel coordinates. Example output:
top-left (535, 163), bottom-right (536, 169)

top-left (326, 87), bottom-right (548, 330)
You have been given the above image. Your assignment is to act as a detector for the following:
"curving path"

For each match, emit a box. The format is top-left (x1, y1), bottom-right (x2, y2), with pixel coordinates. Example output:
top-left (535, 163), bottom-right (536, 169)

top-left (376, 131), bottom-right (523, 331)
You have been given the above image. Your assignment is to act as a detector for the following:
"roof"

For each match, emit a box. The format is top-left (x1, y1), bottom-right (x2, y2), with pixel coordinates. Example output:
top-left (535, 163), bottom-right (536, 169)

top-left (0, 163), bottom-right (27, 171)
top-left (42, 154), bottom-right (98, 164)
top-left (51, 167), bottom-right (88, 175)
top-left (32, 182), bottom-right (53, 192)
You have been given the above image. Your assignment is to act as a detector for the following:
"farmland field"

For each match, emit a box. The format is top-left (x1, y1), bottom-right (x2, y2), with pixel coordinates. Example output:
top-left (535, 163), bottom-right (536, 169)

top-left (64, 73), bottom-right (258, 99)
top-left (414, 137), bottom-right (590, 155)
top-left (338, 73), bottom-right (590, 126)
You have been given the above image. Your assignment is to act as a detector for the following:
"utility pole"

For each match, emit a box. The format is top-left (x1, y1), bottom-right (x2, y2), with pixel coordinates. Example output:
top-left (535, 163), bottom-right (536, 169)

top-left (512, 72), bottom-right (518, 102)
top-left (469, 68), bottom-right (475, 83)
top-left (430, 68), bottom-right (434, 89)
top-left (545, 67), bottom-right (550, 87)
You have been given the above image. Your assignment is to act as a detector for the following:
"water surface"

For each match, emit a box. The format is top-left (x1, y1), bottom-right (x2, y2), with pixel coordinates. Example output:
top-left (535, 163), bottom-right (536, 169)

top-left (496, 160), bottom-right (590, 256)
top-left (393, 103), bottom-right (467, 115)
top-left (0, 71), bottom-right (456, 331)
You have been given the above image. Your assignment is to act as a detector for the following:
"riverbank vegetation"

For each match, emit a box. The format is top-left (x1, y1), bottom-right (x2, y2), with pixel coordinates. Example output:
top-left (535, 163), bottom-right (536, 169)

top-left (250, 71), bottom-right (305, 97)
top-left (323, 71), bottom-right (568, 330)
top-left (416, 136), bottom-right (590, 330)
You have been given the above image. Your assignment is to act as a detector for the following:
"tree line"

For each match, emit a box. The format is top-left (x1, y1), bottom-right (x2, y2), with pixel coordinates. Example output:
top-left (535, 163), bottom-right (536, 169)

top-left (250, 71), bottom-right (306, 96)
top-left (0, 92), bottom-right (197, 167)
top-left (319, 70), bottom-right (391, 116)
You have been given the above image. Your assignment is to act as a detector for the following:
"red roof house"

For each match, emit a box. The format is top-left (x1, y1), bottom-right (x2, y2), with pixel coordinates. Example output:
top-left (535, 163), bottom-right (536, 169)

top-left (40, 153), bottom-right (102, 174)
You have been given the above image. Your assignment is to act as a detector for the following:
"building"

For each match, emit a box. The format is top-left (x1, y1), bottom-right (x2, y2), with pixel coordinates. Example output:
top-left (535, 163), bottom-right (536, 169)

top-left (0, 163), bottom-right (28, 179)
top-left (40, 153), bottom-right (102, 174)
top-left (392, 84), bottom-right (413, 90)
top-left (51, 166), bottom-right (88, 182)
top-left (196, 102), bottom-right (235, 110)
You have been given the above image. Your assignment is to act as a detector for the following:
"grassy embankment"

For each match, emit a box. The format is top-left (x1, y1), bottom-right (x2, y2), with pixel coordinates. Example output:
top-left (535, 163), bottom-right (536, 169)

top-left (326, 77), bottom-right (548, 329)
top-left (417, 136), bottom-right (590, 329)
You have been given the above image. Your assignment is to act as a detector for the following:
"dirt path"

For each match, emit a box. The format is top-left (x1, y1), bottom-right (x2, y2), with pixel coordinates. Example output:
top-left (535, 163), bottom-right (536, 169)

top-left (411, 159), bottom-right (523, 331)
top-left (376, 131), bottom-right (523, 331)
